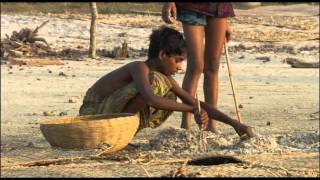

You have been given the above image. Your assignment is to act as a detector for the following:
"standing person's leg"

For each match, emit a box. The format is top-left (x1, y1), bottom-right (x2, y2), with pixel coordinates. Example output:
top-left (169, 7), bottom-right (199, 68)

top-left (181, 24), bottom-right (205, 129)
top-left (203, 17), bottom-right (228, 133)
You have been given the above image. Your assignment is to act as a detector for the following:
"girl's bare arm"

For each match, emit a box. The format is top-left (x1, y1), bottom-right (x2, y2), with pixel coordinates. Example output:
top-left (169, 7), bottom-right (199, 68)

top-left (167, 76), bottom-right (237, 126)
top-left (129, 62), bottom-right (196, 113)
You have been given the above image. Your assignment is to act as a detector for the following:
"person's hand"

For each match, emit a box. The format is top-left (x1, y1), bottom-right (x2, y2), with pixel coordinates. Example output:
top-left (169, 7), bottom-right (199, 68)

top-left (234, 122), bottom-right (255, 140)
top-left (193, 107), bottom-right (209, 130)
top-left (162, 2), bottom-right (177, 24)
top-left (225, 23), bottom-right (232, 42)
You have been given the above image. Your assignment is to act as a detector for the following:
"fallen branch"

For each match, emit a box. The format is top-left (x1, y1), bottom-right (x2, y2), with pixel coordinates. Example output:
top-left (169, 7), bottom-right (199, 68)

top-left (8, 58), bottom-right (64, 66)
top-left (144, 159), bottom-right (187, 165)
top-left (139, 165), bottom-right (151, 177)
top-left (1, 146), bottom-right (117, 168)
top-left (33, 20), bottom-right (49, 34)
top-left (1, 157), bottom-right (86, 168)
top-left (285, 57), bottom-right (319, 68)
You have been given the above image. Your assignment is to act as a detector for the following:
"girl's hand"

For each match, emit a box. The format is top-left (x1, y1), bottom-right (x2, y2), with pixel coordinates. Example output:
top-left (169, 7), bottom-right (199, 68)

top-left (193, 107), bottom-right (209, 130)
top-left (162, 2), bottom-right (177, 24)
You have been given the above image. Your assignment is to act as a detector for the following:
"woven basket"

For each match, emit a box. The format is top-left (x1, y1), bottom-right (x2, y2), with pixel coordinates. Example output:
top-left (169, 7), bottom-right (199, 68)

top-left (40, 113), bottom-right (139, 153)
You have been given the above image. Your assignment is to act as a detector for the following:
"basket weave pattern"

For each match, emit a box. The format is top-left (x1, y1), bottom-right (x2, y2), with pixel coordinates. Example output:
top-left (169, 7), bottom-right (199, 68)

top-left (40, 113), bottom-right (139, 153)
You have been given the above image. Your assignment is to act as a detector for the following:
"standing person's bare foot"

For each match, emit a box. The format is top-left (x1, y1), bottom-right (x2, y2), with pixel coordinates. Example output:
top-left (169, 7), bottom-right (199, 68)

top-left (234, 123), bottom-right (255, 140)
top-left (204, 127), bottom-right (221, 134)
top-left (204, 120), bottom-right (221, 134)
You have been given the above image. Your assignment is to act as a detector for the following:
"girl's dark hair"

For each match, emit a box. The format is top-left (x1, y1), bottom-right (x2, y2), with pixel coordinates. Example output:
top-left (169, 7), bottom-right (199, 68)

top-left (148, 26), bottom-right (186, 59)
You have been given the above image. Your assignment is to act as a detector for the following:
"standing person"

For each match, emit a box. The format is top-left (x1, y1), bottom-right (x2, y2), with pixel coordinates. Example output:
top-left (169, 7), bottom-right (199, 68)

top-left (162, 3), bottom-right (235, 133)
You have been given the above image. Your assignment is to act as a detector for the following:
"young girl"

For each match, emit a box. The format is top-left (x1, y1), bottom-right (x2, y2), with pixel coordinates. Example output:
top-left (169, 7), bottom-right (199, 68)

top-left (79, 26), bottom-right (253, 139)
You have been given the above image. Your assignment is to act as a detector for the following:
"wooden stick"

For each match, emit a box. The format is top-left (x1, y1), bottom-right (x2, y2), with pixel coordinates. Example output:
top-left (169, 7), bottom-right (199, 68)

top-left (195, 94), bottom-right (201, 113)
top-left (145, 159), bottom-right (187, 165)
top-left (224, 41), bottom-right (242, 123)
top-left (139, 165), bottom-right (151, 177)
top-left (1, 146), bottom-right (115, 168)
top-left (1, 157), bottom-right (85, 168)
top-left (33, 20), bottom-right (49, 34)
top-left (196, 93), bottom-right (208, 153)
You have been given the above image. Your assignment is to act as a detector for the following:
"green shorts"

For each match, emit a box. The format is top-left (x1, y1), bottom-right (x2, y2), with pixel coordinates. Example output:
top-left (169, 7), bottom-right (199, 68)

top-left (79, 71), bottom-right (176, 131)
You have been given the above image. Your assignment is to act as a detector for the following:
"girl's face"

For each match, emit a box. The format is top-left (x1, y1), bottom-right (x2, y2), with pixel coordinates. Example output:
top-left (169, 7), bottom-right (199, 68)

top-left (159, 52), bottom-right (186, 76)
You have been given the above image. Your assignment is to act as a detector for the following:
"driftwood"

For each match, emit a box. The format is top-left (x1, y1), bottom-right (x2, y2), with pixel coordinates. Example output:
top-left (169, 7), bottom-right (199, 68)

top-left (1, 20), bottom-right (54, 60)
top-left (8, 58), bottom-right (64, 66)
top-left (10, 20), bottom-right (49, 46)
top-left (112, 41), bottom-right (129, 59)
top-left (285, 58), bottom-right (319, 68)
top-left (101, 41), bottom-right (129, 60)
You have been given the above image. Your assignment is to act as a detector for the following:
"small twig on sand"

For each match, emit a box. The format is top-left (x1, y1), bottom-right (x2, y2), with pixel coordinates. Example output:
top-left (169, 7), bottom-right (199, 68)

top-left (1, 146), bottom-right (115, 168)
top-left (139, 165), bottom-right (151, 177)
top-left (33, 20), bottom-right (49, 34)
top-left (144, 159), bottom-right (187, 165)
top-left (266, 169), bottom-right (281, 177)
top-left (1, 157), bottom-right (85, 168)
top-left (171, 158), bottom-right (190, 177)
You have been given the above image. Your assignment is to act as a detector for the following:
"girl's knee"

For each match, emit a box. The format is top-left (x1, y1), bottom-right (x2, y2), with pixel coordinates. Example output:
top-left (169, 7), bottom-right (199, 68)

top-left (186, 62), bottom-right (204, 75)
top-left (204, 65), bottom-right (220, 76)
top-left (204, 57), bottom-right (221, 73)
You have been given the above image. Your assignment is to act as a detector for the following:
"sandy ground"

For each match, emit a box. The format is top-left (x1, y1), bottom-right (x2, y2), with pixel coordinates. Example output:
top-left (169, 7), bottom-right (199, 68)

top-left (1, 4), bottom-right (319, 177)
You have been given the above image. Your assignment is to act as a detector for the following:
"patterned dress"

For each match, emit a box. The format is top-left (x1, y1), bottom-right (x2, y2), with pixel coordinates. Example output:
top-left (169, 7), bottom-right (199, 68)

top-left (79, 71), bottom-right (176, 132)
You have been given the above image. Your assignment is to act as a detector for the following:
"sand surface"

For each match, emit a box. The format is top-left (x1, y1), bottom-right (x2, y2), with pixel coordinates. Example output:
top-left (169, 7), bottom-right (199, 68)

top-left (1, 4), bottom-right (319, 177)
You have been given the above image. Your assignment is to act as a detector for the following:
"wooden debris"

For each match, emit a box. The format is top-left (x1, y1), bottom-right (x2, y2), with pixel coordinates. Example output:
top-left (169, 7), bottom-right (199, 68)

top-left (285, 58), bottom-right (319, 68)
top-left (1, 146), bottom-right (116, 169)
top-left (8, 58), bottom-right (64, 66)
top-left (10, 20), bottom-right (49, 45)
top-left (139, 165), bottom-right (151, 177)
top-left (102, 41), bottom-right (129, 60)
top-left (144, 159), bottom-right (187, 166)
top-left (161, 158), bottom-right (201, 177)
top-left (165, 159), bottom-right (189, 177)
top-left (256, 56), bottom-right (271, 63)
top-left (1, 20), bottom-right (56, 60)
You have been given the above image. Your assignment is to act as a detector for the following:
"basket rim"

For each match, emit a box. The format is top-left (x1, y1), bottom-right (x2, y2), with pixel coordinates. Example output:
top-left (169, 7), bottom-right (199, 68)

top-left (40, 113), bottom-right (138, 125)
